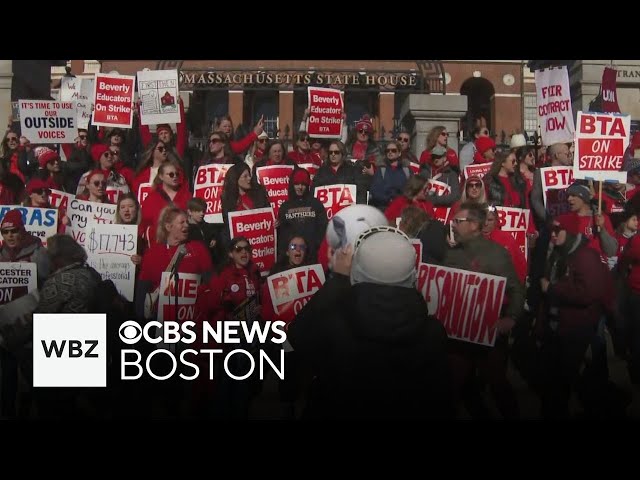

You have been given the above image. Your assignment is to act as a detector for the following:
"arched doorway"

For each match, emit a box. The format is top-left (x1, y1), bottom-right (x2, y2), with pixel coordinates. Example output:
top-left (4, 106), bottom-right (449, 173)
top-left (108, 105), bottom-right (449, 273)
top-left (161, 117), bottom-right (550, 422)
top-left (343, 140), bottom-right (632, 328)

top-left (460, 77), bottom-right (495, 140)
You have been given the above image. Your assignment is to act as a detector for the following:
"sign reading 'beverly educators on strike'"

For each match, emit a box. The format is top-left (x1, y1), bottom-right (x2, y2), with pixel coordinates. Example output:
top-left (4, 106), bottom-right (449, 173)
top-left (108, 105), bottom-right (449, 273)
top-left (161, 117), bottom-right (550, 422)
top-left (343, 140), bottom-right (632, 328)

top-left (573, 111), bottom-right (630, 183)
top-left (306, 87), bottom-right (343, 138)
top-left (92, 73), bottom-right (135, 128)
top-left (228, 208), bottom-right (276, 276)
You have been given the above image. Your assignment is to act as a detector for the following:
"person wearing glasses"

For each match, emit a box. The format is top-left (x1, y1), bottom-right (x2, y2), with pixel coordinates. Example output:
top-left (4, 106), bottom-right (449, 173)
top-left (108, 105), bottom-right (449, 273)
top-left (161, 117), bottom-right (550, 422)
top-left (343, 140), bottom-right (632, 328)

top-left (312, 140), bottom-right (368, 205)
top-left (345, 114), bottom-right (382, 178)
top-left (244, 131), bottom-right (269, 173)
top-left (189, 131), bottom-right (237, 191)
top-left (287, 226), bottom-right (453, 419)
top-left (445, 202), bottom-right (525, 419)
top-left (418, 146), bottom-right (461, 215)
top-left (370, 140), bottom-right (412, 210)
top-left (277, 168), bottom-right (327, 262)
top-left (194, 236), bottom-right (262, 419)
top-left (459, 126), bottom-right (490, 171)
top-left (75, 144), bottom-right (131, 203)
top-left (60, 128), bottom-right (94, 188)
top-left (31, 147), bottom-right (73, 194)
top-left (140, 161), bottom-right (192, 246)
top-left (216, 115), bottom-right (266, 156)
top-left (396, 131), bottom-right (418, 164)
top-left (75, 170), bottom-right (111, 204)
top-left (485, 151), bottom-right (527, 209)
top-left (287, 131), bottom-right (322, 168)
top-left (260, 233), bottom-right (312, 419)
top-left (419, 126), bottom-right (460, 173)
top-left (132, 141), bottom-right (188, 199)
top-left (137, 97), bottom-right (187, 163)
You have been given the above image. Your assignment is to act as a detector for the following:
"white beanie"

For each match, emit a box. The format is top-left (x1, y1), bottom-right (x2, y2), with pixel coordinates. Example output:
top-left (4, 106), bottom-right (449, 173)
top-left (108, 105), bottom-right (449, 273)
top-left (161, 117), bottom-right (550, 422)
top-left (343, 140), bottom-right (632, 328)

top-left (350, 227), bottom-right (417, 289)
top-left (510, 134), bottom-right (527, 149)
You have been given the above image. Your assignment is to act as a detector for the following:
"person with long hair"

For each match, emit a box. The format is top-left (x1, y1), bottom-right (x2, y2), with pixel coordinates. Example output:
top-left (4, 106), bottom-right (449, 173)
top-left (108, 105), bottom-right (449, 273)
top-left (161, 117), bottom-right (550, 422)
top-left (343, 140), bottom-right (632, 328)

top-left (216, 115), bottom-right (265, 156)
top-left (75, 144), bottom-right (131, 202)
top-left (253, 139), bottom-right (295, 170)
top-left (76, 170), bottom-right (111, 203)
top-left (131, 140), bottom-right (188, 198)
top-left (384, 174), bottom-right (435, 226)
top-left (485, 151), bottom-right (526, 208)
top-left (419, 126), bottom-right (459, 171)
top-left (1, 129), bottom-right (31, 182)
top-left (287, 131), bottom-right (322, 167)
top-left (261, 233), bottom-right (312, 419)
top-left (33, 147), bottom-right (74, 193)
top-left (312, 140), bottom-right (368, 204)
top-left (115, 192), bottom-right (144, 267)
top-left (139, 160), bottom-right (192, 246)
top-left (345, 114), bottom-right (381, 179)
top-left (190, 131), bottom-right (237, 189)
top-left (221, 162), bottom-right (271, 219)
top-left (138, 97), bottom-right (186, 162)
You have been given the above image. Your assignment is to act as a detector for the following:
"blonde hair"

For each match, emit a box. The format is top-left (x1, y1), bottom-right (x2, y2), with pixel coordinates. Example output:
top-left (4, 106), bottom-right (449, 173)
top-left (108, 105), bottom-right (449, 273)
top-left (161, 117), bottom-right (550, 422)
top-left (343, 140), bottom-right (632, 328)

top-left (156, 206), bottom-right (187, 244)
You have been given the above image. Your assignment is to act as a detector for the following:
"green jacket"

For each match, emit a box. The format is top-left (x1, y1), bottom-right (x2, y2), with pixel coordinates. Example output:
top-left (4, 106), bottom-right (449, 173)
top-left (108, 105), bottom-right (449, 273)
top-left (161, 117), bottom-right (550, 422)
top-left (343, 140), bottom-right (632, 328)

top-left (443, 234), bottom-right (525, 320)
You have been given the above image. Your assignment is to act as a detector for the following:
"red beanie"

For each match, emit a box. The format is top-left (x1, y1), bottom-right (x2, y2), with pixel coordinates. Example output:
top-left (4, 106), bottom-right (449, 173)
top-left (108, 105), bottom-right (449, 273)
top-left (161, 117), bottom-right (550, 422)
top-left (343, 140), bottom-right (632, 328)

top-left (1, 209), bottom-right (25, 230)
top-left (355, 115), bottom-right (373, 133)
top-left (475, 136), bottom-right (496, 155)
top-left (156, 124), bottom-right (172, 135)
top-left (91, 143), bottom-right (110, 163)
top-left (26, 178), bottom-right (49, 195)
top-left (36, 147), bottom-right (60, 169)
top-left (292, 168), bottom-right (310, 186)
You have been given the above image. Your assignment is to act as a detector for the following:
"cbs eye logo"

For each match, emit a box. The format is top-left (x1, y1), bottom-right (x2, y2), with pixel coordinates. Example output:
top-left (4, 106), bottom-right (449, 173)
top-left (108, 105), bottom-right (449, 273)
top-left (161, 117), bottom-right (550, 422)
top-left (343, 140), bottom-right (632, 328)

top-left (119, 320), bottom-right (142, 345)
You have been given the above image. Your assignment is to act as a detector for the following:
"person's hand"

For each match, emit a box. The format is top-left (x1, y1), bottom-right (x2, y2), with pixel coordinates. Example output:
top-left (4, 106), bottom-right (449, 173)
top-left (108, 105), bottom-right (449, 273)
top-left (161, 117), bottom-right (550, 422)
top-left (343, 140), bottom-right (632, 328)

top-left (20, 136), bottom-right (30, 148)
top-left (595, 213), bottom-right (605, 229)
top-left (303, 108), bottom-right (310, 120)
top-left (253, 116), bottom-right (264, 136)
top-left (333, 244), bottom-right (353, 276)
top-left (446, 234), bottom-right (457, 247)
top-left (209, 239), bottom-right (216, 249)
top-left (540, 278), bottom-right (550, 293)
top-left (493, 316), bottom-right (516, 335)
top-left (342, 112), bottom-right (347, 121)
top-left (130, 254), bottom-right (142, 266)
top-left (61, 215), bottom-right (70, 226)
top-left (362, 164), bottom-right (374, 176)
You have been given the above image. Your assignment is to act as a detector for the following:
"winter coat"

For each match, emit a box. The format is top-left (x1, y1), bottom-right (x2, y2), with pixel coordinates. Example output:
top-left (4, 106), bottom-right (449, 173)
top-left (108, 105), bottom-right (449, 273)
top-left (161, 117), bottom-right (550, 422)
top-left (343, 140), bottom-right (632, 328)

top-left (312, 162), bottom-right (368, 205)
top-left (35, 262), bottom-right (102, 313)
top-left (287, 274), bottom-right (454, 419)
top-left (0, 232), bottom-right (50, 286)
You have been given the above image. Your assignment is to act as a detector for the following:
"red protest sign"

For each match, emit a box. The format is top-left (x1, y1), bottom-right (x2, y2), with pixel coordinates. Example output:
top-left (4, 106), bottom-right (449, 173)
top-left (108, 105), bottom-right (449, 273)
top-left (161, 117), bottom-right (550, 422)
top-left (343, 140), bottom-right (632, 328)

top-left (314, 184), bottom-right (357, 220)
top-left (494, 206), bottom-right (530, 259)
top-left (540, 166), bottom-right (574, 217)
top-left (602, 67), bottom-right (620, 114)
top-left (256, 165), bottom-right (294, 218)
top-left (228, 208), bottom-right (276, 276)
top-left (267, 264), bottom-right (325, 324)
top-left (193, 164), bottom-right (233, 223)
top-left (306, 87), bottom-right (343, 138)
top-left (427, 179), bottom-right (452, 224)
top-left (574, 111), bottom-right (630, 183)
top-left (411, 239), bottom-right (422, 269)
top-left (416, 263), bottom-right (506, 347)
top-left (463, 162), bottom-right (492, 180)
top-left (92, 73), bottom-right (135, 128)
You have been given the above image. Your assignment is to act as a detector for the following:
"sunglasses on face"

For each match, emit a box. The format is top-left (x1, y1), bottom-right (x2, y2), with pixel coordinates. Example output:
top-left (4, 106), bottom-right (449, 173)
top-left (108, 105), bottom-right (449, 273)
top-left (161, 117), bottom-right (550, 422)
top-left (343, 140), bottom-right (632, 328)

top-left (257, 139), bottom-right (267, 143)
top-left (398, 137), bottom-right (410, 142)
top-left (298, 137), bottom-right (310, 142)
top-left (386, 148), bottom-right (398, 153)
top-left (209, 139), bottom-right (222, 144)
top-left (78, 135), bottom-right (87, 140)
top-left (32, 188), bottom-right (50, 196)
top-left (440, 132), bottom-right (448, 137)
top-left (156, 146), bottom-right (166, 152)
top-left (165, 171), bottom-right (178, 178)
top-left (329, 150), bottom-right (342, 155)
top-left (358, 129), bottom-right (370, 135)
top-left (551, 225), bottom-right (563, 235)
top-left (92, 180), bottom-right (107, 187)
top-left (109, 150), bottom-right (120, 156)
top-left (467, 182), bottom-right (482, 189)
top-left (6, 136), bottom-right (18, 142)
top-left (289, 243), bottom-right (307, 251)
top-left (1, 228), bottom-right (18, 235)
top-left (233, 245), bottom-right (251, 253)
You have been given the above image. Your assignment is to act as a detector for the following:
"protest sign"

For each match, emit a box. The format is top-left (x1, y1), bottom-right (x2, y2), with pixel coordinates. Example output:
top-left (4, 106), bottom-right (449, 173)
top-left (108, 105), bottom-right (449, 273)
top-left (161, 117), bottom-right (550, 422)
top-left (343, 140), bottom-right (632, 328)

top-left (19, 100), bottom-right (76, 143)
top-left (92, 73), bottom-right (135, 128)
top-left (256, 165), bottom-right (294, 218)
top-left (535, 66), bottom-right (575, 145)
top-left (193, 163), bottom-right (233, 223)
top-left (228, 208), bottom-right (276, 276)
top-left (267, 264), bottom-right (325, 324)
top-left (137, 69), bottom-right (181, 125)
top-left (314, 184), bottom-right (356, 220)
top-left (306, 87), bottom-right (343, 138)
top-left (0, 207), bottom-right (57, 247)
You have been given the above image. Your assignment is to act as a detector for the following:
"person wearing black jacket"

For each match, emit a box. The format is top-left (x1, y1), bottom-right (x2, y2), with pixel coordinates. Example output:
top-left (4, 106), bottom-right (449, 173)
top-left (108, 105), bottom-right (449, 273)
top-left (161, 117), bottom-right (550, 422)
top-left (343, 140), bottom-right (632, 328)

top-left (288, 226), bottom-right (453, 419)
top-left (312, 140), bottom-right (368, 205)
top-left (278, 167), bottom-right (327, 262)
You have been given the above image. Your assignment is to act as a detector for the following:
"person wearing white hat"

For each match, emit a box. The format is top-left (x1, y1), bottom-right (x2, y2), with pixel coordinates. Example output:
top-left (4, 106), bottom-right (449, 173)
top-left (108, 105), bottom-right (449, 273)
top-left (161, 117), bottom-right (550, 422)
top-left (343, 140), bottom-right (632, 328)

top-left (509, 133), bottom-right (527, 150)
top-left (288, 225), bottom-right (453, 419)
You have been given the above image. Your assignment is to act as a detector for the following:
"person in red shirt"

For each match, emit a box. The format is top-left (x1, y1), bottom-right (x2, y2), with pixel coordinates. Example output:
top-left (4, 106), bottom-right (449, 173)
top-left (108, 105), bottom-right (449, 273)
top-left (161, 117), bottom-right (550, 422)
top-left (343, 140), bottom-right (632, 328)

top-left (140, 161), bottom-right (192, 246)
top-left (132, 140), bottom-right (189, 198)
top-left (485, 151), bottom-right (526, 208)
top-left (483, 205), bottom-right (527, 284)
top-left (137, 98), bottom-right (187, 162)
top-left (287, 131), bottom-right (322, 167)
top-left (217, 115), bottom-right (265, 156)
top-left (419, 125), bottom-right (459, 171)
top-left (384, 175), bottom-right (434, 226)
top-left (76, 170), bottom-right (111, 204)
top-left (472, 136), bottom-right (497, 165)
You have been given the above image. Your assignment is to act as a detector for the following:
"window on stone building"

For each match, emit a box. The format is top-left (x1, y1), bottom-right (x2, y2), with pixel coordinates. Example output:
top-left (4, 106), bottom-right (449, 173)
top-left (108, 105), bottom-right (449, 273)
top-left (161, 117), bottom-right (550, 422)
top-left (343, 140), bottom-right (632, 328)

top-left (524, 93), bottom-right (538, 138)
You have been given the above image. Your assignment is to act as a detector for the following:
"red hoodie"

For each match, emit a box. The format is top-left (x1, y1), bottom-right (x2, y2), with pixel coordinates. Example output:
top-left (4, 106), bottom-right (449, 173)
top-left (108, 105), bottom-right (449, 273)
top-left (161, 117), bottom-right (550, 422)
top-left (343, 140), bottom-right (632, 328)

top-left (384, 196), bottom-right (435, 226)
top-left (140, 185), bottom-right (192, 245)
top-left (419, 147), bottom-right (459, 168)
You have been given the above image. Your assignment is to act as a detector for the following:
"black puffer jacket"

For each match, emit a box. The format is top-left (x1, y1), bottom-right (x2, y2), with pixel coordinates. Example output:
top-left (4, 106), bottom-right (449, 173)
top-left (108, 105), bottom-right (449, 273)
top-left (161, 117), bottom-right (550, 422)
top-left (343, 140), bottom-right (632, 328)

top-left (288, 274), bottom-right (454, 419)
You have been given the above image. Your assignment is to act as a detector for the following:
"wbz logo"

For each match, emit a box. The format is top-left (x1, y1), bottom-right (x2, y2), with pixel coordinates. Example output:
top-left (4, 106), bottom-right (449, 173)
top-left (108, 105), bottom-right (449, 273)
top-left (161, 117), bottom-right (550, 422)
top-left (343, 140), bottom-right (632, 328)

top-left (33, 314), bottom-right (107, 387)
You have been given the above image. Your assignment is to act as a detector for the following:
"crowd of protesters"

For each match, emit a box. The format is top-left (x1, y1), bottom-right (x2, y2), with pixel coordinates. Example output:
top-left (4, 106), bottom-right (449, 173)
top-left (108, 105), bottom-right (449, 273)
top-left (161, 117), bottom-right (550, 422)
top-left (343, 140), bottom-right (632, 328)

top-left (2, 105), bottom-right (640, 421)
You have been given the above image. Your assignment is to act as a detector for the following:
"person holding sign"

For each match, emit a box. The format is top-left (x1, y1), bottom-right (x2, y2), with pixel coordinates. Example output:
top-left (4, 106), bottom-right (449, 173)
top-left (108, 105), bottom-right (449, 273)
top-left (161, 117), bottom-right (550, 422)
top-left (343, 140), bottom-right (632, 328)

top-left (0, 209), bottom-right (49, 284)
top-left (287, 131), bottom-right (322, 168)
top-left (345, 115), bottom-right (381, 179)
top-left (138, 97), bottom-right (186, 162)
top-left (260, 234), bottom-right (312, 419)
top-left (140, 161), bottom-right (192, 245)
top-left (194, 236), bottom-right (262, 419)
top-left (22, 178), bottom-right (68, 233)
top-left (277, 168), bottom-right (327, 262)
top-left (445, 202), bottom-right (524, 419)
top-left (418, 146), bottom-right (461, 211)
top-left (132, 141), bottom-right (189, 199)
top-left (114, 193), bottom-right (144, 267)
top-left (312, 140), bottom-right (367, 205)
top-left (483, 205), bottom-right (527, 284)
top-left (76, 144), bottom-right (131, 201)
top-left (288, 226), bottom-right (453, 419)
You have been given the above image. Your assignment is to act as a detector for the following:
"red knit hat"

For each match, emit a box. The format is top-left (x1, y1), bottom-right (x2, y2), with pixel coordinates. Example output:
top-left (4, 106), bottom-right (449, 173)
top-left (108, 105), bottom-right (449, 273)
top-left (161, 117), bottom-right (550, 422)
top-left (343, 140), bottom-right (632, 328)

top-left (475, 136), bottom-right (497, 155)
top-left (91, 143), bottom-right (110, 163)
top-left (1, 209), bottom-right (24, 230)
top-left (156, 124), bottom-right (172, 135)
top-left (26, 178), bottom-right (49, 195)
top-left (355, 115), bottom-right (373, 133)
top-left (35, 147), bottom-right (60, 169)
top-left (292, 168), bottom-right (310, 186)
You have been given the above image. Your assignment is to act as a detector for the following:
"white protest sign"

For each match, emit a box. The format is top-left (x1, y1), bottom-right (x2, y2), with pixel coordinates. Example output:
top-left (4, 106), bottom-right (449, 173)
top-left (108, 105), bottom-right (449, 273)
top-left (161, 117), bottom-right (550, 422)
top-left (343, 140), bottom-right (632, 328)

top-left (0, 206), bottom-right (58, 248)
top-left (85, 224), bottom-right (138, 301)
top-left (76, 78), bottom-right (95, 130)
top-left (314, 184), bottom-right (356, 220)
top-left (573, 111), bottom-right (631, 183)
top-left (18, 100), bottom-right (76, 143)
top-left (267, 264), bottom-right (325, 324)
top-left (60, 77), bottom-right (81, 102)
top-left (66, 199), bottom-right (116, 245)
top-left (137, 69), bottom-right (181, 126)
top-left (0, 262), bottom-right (37, 306)
top-left (534, 66), bottom-right (575, 146)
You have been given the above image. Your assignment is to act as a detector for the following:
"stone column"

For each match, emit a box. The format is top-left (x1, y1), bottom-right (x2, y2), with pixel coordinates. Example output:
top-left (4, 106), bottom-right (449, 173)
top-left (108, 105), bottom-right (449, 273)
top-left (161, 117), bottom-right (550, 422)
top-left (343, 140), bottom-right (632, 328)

top-left (399, 94), bottom-right (468, 155)
top-left (0, 61), bottom-right (13, 131)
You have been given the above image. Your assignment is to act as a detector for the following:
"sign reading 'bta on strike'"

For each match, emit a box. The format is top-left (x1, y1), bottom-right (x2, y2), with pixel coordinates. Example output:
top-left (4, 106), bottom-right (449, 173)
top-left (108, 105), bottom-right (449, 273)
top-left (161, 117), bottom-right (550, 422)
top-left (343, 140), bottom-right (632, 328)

top-left (92, 73), bottom-right (135, 128)
top-left (573, 111), bottom-right (630, 183)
